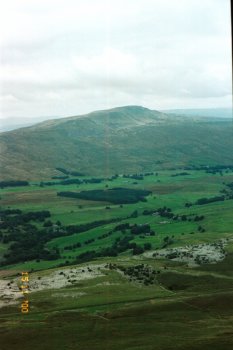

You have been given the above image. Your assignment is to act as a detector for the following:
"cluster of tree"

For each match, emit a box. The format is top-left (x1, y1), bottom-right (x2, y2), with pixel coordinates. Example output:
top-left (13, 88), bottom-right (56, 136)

top-left (183, 165), bottom-right (233, 171)
top-left (4, 247), bottom-right (60, 265)
top-left (157, 207), bottom-right (174, 218)
top-left (0, 210), bottom-right (51, 229)
top-left (142, 207), bottom-right (206, 224)
top-left (0, 209), bottom-right (22, 215)
top-left (74, 250), bottom-right (97, 262)
top-left (171, 172), bottom-right (190, 177)
top-left (84, 178), bottom-right (104, 184)
top-left (121, 172), bottom-right (155, 180)
top-left (123, 174), bottom-right (144, 180)
top-left (96, 223), bottom-right (131, 242)
top-left (108, 263), bottom-right (159, 285)
top-left (106, 236), bottom-right (151, 256)
top-left (40, 177), bottom-right (104, 187)
top-left (60, 179), bottom-right (82, 185)
top-left (174, 214), bottom-right (192, 221)
top-left (162, 236), bottom-right (175, 248)
top-left (65, 217), bottom-right (121, 235)
top-left (55, 167), bottom-right (85, 176)
top-left (185, 202), bottom-right (192, 208)
top-left (143, 206), bottom-right (174, 219)
top-left (1, 222), bottom-right (60, 265)
top-left (0, 208), bottom-right (125, 265)
top-left (69, 171), bottom-right (85, 176)
top-left (226, 182), bottom-right (233, 191)
top-left (57, 188), bottom-right (151, 204)
top-left (195, 196), bottom-right (225, 205)
top-left (113, 223), bottom-right (130, 232)
top-left (219, 183), bottom-right (233, 200)
top-left (75, 234), bottom-right (151, 263)
top-left (97, 230), bottom-right (114, 240)
top-left (130, 210), bottom-right (138, 218)
top-left (63, 222), bottom-right (154, 254)
top-left (51, 175), bottom-right (69, 180)
top-left (193, 215), bottom-right (205, 221)
top-left (56, 167), bottom-right (70, 175)
top-left (142, 209), bottom-right (156, 215)
top-left (0, 180), bottom-right (29, 188)
top-left (107, 174), bottom-right (119, 181)
top-left (65, 224), bottom-right (130, 252)
top-left (61, 220), bottom-right (134, 251)
top-left (197, 225), bottom-right (206, 233)
top-left (204, 165), bottom-right (233, 174)
top-left (64, 242), bottom-right (81, 250)
top-left (40, 181), bottom-right (58, 187)
top-left (130, 223), bottom-right (155, 236)
top-left (84, 238), bottom-right (95, 245)
top-left (206, 169), bottom-right (224, 175)
top-left (113, 235), bottom-right (136, 254)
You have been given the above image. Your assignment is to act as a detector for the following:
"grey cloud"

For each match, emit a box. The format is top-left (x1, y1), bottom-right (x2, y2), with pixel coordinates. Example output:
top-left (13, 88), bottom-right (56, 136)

top-left (0, 0), bottom-right (231, 121)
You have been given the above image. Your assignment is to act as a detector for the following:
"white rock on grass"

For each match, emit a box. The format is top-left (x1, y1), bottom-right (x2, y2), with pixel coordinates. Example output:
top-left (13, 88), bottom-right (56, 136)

top-left (0, 263), bottom-right (107, 308)
top-left (144, 239), bottom-right (229, 267)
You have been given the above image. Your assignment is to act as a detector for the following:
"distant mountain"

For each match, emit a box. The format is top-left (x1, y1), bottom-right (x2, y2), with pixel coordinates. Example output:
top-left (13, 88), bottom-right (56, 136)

top-left (0, 105), bottom-right (232, 180)
top-left (0, 122), bottom-right (34, 132)
top-left (0, 116), bottom-right (59, 132)
top-left (162, 108), bottom-right (232, 119)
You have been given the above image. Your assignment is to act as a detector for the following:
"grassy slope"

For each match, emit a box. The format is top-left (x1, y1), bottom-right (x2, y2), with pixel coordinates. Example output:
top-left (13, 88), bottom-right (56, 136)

top-left (1, 170), bottom-right (233, 349)
top-left (1, 256), bottom-right (233, 350)
top-left (0, 106), bottom-right (233, 180)
top-left (1, 170), bottom-right (233, 270)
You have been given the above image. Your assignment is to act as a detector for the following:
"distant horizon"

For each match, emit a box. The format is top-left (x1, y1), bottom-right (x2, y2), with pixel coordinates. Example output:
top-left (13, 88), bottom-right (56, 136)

top-left (0, 104), bottom-right (232, 120)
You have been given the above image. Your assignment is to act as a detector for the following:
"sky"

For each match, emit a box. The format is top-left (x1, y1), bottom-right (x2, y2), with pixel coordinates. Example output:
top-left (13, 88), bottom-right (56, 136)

top-left (0, 0), bottom-right (232, 125)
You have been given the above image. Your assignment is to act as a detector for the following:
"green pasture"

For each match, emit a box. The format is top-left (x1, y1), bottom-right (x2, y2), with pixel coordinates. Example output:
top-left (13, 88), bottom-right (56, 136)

top-left (0, 170), bottom-right (233, 271)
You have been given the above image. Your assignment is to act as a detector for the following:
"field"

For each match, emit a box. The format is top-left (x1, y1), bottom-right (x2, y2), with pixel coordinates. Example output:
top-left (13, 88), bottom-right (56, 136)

top-left (0, 168), bottom-right (233, 349)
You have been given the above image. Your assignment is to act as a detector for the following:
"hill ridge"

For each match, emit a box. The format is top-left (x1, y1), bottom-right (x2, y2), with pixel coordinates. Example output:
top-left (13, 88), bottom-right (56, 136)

top-left (0, 105), bottom-right (232, 180)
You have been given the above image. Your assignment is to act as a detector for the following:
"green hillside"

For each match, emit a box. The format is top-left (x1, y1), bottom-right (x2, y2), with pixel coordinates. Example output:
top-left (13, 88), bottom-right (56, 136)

top-left (1, 169), bottom-right (233, 350)
top-left (0, 105), bottom-right (232, 180)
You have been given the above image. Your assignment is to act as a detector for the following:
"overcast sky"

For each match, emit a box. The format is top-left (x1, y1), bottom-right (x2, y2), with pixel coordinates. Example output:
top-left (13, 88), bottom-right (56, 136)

top-left (0, 0), bottom-right (231, 124)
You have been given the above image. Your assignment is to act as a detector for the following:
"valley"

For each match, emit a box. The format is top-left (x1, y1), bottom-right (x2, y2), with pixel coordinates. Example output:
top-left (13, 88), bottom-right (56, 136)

top-left (0, 166), bottom-right (233, 349)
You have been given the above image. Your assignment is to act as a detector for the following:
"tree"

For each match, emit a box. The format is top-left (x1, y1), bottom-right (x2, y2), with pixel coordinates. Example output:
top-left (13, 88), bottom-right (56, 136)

top-left (130, 210), bottom-right (138, 218)
top-left (144, 243), bottom-right (152, 250)
top-left (43, 220), bottom-right (53, 227)
top-left (132, 245), bottom-right (144, 255)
